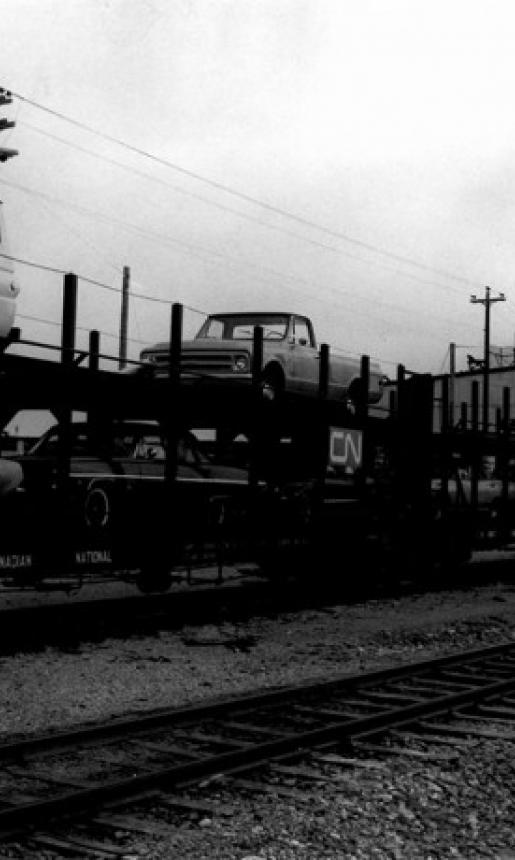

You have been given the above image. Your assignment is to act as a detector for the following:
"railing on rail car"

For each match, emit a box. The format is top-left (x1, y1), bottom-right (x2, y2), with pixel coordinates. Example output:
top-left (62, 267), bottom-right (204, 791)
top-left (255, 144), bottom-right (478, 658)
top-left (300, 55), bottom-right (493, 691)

top-left (0, 270), bottom-right (513, 592)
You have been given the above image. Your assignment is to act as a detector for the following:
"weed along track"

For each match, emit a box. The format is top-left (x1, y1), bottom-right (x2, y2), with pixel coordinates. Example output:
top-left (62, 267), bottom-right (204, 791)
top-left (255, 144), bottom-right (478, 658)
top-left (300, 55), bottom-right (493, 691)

top-left (1, 640), bottom-right (515, 855)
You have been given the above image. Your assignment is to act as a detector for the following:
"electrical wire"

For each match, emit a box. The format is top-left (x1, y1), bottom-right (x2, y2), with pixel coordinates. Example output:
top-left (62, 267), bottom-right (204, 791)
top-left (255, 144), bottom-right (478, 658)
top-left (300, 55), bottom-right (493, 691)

top-left (12, 274), bottom-right (443, 370)
top-left (8, 88), bottom-right (478, 289)
top-left (0, 250), bottom-right (119, 291)
top-left (3, 88), bottom-right (506, 373)
top-left (0, 183), bottom-right (484, 367)
top-left (0, 177), bottom-right (478, 338)
top-left (0, 234), bottom-right (477, 356)
top-left (8, 250), bottom-right (400, 363)
top-left (0, 250), bottom-right (206, 317)
top-left (17, 120), bottom-right (477, 298)
top-left (16, 311), bottom-right (149, 345)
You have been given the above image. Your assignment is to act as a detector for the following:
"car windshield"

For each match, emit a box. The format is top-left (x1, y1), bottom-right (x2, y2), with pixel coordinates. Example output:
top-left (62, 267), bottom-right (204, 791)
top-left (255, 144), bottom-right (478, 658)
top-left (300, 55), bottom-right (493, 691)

top-left (196, 314), bottom-right (289, 341)
top-left (29, 423), bottom-right (163, 458)
top-left (28, 424), bottom-right (210, 467)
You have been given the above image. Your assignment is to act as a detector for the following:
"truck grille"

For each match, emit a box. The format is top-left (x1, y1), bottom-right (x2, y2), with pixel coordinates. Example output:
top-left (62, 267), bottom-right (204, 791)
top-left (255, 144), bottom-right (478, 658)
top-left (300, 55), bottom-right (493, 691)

top-left (182, 351), bottom-right (235, 373)
top-left (150, 351), bottom-right (236, 375)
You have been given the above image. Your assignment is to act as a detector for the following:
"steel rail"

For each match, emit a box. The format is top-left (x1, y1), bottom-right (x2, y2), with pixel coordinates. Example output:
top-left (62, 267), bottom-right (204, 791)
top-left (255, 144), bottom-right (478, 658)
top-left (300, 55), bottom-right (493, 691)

top-left (1, 639), bottom-right (514, 760)
top-left (0, 640), bottom-right (514, 836)
top-left (1, 670), bottom-right (515, 834)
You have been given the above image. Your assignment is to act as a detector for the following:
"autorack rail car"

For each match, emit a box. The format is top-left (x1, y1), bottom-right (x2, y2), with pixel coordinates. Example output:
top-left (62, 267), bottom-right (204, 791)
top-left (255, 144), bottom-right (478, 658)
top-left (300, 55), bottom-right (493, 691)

top-left (0, 279), bottom-right (514, 591)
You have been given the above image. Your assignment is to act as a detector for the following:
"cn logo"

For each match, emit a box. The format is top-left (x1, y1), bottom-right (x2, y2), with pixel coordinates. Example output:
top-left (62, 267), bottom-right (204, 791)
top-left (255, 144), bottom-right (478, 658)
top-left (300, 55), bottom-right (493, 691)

top-left (329, 427), bottom-right (363, 471)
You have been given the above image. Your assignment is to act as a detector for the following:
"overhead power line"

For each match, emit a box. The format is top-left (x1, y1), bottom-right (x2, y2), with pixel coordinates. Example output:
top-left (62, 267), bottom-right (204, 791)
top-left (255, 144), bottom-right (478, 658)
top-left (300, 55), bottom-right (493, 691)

top-left (16, 311), bottom-right (135, 342)
top-left (1, 246), bottom-right (414, 366)
top-left (0, 247), bottom-right (208, 319)
top-left (0, 176), bottom-right (478, 338)
top-left (8, 244), bottom-right (455, 368)
top-left (18, 120), bottom-right (474, 297)
top-left (9, 88), bottom-right (477, 288)
top-left (5, 245), bottom-right (479, 370)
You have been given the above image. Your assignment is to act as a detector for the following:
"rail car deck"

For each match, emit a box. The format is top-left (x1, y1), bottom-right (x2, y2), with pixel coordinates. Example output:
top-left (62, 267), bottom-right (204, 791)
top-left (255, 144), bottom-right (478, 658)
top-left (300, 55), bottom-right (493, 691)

top-left (0, 286), bottom-right (514, 591)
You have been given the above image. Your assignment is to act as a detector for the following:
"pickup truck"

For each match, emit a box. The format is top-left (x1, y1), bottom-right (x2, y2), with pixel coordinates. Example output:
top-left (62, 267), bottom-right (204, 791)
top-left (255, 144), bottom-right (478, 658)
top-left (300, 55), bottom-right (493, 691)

top-left (140, 311), bottom-right (385, 404)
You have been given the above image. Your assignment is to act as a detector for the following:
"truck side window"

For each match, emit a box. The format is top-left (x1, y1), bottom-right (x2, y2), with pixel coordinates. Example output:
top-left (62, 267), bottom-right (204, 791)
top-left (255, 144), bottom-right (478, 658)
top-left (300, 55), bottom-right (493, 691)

top-left (293, 318), bottom-right (311, 346)
top-left (200, 318), bottom-right (224, 339)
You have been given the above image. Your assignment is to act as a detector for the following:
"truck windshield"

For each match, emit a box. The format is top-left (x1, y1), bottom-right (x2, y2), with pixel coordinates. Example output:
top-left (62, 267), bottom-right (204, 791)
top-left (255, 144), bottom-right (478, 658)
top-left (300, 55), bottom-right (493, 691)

top-left (196, 314), bottom-right (289, 341)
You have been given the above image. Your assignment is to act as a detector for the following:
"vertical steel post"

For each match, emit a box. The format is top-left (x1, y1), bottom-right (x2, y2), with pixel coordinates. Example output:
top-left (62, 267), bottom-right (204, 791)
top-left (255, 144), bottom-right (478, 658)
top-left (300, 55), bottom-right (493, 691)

top-left (251, 325), bottom-right (264, 393)
top-left (471, 381), bottom-right (480, 514)
top-left (318, 343), bottom-right (329, 401)
top-left (397, 373), bottom-right (434, 563)
top-left (419, 374), bottom-right (435, 502)
top-left (440, 376), bottom-right (449, 504)
top-left (357, 355), bottom-right (370, 485)
top-left (502, 386), bottom-right (510, 431)
top-left (394, 364), bottom-right (406, 500)
top-left (500, 386), bottom-right (511, 541)
top-left (396, 364), bottom-right (405, 414)
top-left (165, 303), bottom-right (183, 486)
top-left (440, 377), bottom-right (449, 434)
top-left (316, 344), bottom-right (330, 494)
top-left (119, 266), bottom-right (130, 370)
top-left (87, 330), bottom-right (101, 446)
top-left (61, 272), bottom-right (78, 366)
top-left (460, 402), bottom-right (468, 430)
top-left (449, 342), bottom-right (456, 427)
top-left (59, 272), bottom-right (78, 565)
top-left (89, 330), bottom-right (100, 372)
top-left (249, 325), bottom-right (263, 492)
top-left (389, 388), bottom-right (396, 418)
top-left (358, 355), bottom-right (370, 424)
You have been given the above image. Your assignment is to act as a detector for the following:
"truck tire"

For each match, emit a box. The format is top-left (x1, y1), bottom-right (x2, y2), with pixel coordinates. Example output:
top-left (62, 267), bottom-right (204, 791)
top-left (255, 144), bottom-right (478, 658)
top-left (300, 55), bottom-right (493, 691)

top-left (347, 377), bottom-right (367, 408)
top-left (261, 365), bottom-right (285, 402)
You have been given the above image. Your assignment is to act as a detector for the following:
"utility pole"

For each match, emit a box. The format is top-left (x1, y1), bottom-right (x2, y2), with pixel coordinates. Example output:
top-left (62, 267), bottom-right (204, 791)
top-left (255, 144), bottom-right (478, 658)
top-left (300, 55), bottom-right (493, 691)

top-left (0, 89), bottom-right (18, 162)
top-left (470, 286), bottom-right (506, 432)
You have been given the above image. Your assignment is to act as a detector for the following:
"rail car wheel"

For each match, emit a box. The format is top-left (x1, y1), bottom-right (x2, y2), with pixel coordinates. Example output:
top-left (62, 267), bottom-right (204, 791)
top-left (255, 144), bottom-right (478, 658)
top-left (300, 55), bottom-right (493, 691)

top-left (135, 567), bottom-right (172, 593)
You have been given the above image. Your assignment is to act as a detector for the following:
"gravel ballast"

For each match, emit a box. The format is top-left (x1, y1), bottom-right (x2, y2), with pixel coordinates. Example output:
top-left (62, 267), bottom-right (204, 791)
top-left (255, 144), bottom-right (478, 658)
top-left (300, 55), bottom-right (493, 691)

top-left (2, 577), bottom-right (515, 858)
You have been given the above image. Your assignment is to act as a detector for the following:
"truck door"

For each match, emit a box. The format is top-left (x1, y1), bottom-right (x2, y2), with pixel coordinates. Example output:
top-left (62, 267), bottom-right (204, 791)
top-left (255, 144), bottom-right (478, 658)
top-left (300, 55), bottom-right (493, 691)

top-left (289, 316), bottom-right (319, 393)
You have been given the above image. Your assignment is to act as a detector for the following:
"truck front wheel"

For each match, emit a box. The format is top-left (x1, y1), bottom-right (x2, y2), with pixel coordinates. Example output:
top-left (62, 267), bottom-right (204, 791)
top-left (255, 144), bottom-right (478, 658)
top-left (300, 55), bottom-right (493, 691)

top-left (261, 365), bottom-right (285, 402)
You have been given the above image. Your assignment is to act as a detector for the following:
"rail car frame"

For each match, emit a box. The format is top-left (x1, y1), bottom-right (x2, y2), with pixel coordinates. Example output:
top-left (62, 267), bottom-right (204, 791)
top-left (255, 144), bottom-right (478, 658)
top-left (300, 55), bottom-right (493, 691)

top-left (0, 272), bottom-right (513, 590)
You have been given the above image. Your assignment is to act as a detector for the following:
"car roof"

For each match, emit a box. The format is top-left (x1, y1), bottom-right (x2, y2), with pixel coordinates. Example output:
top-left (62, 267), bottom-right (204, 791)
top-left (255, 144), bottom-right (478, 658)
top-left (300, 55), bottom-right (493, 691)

top-left (207, 311), bottom-right (294, 317)
top-left (45, 420), bottom-right (161, 435)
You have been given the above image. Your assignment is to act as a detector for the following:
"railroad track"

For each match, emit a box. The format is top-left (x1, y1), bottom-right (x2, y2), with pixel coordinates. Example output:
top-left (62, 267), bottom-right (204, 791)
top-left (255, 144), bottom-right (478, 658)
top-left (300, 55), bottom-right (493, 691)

top-left (2, 640), bottom-right (515, 856)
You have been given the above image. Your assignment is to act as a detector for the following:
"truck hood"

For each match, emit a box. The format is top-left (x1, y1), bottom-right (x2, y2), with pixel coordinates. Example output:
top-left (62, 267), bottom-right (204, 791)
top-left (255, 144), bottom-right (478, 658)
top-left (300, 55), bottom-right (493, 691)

top-left (143, 338), bottom-right (254, 354)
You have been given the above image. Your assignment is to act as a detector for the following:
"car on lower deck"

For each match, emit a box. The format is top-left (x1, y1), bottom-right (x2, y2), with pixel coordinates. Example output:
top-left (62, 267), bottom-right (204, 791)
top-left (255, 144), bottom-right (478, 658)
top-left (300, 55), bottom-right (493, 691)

top-left (3, 421), bottom-right (255, 590)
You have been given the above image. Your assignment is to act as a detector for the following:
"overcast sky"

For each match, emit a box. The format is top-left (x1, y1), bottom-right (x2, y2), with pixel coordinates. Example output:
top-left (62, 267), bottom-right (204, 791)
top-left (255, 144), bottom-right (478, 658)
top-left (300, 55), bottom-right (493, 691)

top-left (2, 0), bottom-right (515, 376)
